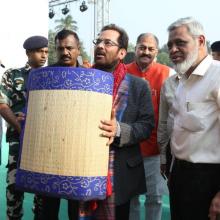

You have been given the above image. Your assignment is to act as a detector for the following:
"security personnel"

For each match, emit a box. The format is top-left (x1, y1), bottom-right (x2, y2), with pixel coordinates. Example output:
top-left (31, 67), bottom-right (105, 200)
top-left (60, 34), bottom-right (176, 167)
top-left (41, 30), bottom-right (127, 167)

top-left (211, 41), bottom-right (220, 61)
top-left (0, 35), bottom-right (48, 220)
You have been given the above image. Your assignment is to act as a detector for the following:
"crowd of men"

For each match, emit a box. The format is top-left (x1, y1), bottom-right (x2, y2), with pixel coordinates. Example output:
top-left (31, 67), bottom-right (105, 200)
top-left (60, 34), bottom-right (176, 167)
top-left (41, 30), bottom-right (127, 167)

top-left (0, 16), bottom-right (220, 220)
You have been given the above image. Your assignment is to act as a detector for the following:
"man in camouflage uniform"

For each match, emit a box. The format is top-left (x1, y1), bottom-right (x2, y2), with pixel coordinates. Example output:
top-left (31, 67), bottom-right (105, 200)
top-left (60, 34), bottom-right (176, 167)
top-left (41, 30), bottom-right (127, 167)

top-left (0, 35), bottom-right (48, 220)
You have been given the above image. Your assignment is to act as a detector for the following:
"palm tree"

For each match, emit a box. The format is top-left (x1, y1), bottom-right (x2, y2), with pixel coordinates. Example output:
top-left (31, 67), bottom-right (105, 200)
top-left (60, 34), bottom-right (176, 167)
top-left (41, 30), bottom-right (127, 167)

top-left (48, 30), bottom-right (57, 65)
top-left (54, 15), bottom-right (78, 31)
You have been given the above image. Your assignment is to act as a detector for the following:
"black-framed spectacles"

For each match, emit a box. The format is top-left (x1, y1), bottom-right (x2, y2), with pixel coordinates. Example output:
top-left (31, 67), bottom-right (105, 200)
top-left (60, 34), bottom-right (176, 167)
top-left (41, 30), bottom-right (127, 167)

top-left (93, 39), bottom-right (120, 48)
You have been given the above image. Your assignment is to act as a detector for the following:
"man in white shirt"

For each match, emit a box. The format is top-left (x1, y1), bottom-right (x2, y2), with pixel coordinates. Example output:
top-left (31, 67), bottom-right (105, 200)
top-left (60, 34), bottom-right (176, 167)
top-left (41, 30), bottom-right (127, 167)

top-left (167, 17), bottom-right (220, 220)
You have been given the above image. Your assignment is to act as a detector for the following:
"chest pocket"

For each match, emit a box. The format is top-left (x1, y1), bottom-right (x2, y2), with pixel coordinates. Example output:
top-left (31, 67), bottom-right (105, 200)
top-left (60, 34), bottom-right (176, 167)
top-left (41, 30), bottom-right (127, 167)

top-left (180, 102), bottom-right (211, 132)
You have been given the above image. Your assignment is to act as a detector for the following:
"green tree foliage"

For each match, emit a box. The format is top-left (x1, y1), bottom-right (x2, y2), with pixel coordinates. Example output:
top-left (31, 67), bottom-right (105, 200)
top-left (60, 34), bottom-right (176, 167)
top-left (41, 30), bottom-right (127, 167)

top-left (157, 52), bottom-right (172, 67)
top-left (206, 40), bottom-right (211, 54)
top-left (157, 44), bottom-right (172, 67)
top-left (79, 41), bottom-right (90, 61)
top-left (54, 15), bottom-right (78, 31)
top-left (127, 42), bottom-right (135, 52)
top-left (48, 30), bottom-right (56, 65)
top-left (160, 44), bottom-right (169, 53)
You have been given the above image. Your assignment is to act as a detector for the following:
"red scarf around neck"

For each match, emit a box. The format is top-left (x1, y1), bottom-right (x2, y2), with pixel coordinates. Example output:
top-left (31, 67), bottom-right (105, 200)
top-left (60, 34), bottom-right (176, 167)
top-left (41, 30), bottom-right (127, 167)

top-left (112, 62), bottom-right (127, 100)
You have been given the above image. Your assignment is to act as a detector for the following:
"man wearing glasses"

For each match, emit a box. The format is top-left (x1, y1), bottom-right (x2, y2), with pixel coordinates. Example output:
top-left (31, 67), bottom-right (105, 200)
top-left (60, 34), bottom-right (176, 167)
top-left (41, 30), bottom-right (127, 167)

top-left (89, 24), bottom-right (155, 220)
top-left (127, 33), bottom-right (173, 220)
top-left (75, 24), bottom-right (154, 220)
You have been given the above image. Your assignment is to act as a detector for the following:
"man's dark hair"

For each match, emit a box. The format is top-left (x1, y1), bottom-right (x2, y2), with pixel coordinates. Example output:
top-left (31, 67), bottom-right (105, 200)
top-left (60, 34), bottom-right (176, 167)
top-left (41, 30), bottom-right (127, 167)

top-left (211, 41), bottom-right (220, 52)
top-left (55, 29), bottom-right (80, 46)
top-left (136, 33), bottom-right (159, 48)
top-left (101, 24), bottom-right (129, 51)
top-left (124, 51), bottom-right (135, 64)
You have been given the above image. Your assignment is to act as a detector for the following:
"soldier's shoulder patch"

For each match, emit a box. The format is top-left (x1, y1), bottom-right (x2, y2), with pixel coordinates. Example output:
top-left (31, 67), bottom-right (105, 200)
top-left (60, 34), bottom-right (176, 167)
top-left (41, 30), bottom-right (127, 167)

top-left (14, 77), bottom-right (24, 85)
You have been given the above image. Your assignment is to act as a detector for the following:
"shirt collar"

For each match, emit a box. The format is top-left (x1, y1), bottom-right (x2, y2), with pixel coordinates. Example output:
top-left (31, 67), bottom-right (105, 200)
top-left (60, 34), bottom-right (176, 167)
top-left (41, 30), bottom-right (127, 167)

top-left (191, 55), bottom-right (212, 77)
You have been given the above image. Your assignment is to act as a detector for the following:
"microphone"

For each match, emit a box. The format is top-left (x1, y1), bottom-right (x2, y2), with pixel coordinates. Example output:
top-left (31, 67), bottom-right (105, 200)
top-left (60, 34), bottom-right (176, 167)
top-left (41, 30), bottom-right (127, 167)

top-left (0, 60), bottom-right (5, 68)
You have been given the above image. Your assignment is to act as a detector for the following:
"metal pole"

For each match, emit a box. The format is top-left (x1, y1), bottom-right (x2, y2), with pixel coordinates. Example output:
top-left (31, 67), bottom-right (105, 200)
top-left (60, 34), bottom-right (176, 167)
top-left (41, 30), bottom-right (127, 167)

top-left (94, 0), bottom-right (96, 39)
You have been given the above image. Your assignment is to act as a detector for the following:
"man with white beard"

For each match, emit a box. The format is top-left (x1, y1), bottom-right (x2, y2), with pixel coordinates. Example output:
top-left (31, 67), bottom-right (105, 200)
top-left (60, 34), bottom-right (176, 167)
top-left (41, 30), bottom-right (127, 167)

top-left (167, 17), bottom-right (220, 220)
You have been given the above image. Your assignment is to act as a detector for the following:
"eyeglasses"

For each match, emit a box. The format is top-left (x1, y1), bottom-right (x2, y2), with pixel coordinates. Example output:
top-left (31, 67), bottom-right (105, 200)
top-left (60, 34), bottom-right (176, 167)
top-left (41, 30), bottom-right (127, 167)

top-left (93, 39), bottom-right (120, 48)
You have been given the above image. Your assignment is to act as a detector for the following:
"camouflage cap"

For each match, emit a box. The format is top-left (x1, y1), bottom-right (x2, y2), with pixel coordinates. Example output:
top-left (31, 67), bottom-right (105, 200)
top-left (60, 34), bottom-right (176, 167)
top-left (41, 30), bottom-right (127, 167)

top-left (23, 35), bottom-right (48, 50)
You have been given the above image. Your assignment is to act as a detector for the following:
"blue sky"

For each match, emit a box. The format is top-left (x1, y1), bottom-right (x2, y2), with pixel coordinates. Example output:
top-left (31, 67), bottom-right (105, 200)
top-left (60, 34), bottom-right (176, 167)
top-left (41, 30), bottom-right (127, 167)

top-left (109, 0), bottom-right (220, 46)
top-left (49, 0), bottom-right (220, 54)
top-left (0, 0), bottom-right (220, 72)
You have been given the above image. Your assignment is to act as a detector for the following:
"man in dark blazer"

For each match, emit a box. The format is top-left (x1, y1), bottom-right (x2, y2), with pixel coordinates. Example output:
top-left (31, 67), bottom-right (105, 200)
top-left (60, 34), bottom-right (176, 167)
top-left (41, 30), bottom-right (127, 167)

top-left (92, 24), bottom-right (154, 220)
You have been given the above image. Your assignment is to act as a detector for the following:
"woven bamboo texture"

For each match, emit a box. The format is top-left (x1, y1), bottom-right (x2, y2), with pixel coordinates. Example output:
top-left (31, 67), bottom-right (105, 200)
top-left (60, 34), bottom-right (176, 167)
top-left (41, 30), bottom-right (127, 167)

top-left (20, 89), bottom-right (112, 177)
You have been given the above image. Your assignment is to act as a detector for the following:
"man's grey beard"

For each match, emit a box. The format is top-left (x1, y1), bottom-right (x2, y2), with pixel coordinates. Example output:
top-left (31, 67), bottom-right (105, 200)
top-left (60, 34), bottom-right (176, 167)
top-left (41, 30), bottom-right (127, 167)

top-left (173, 44), bottom-right (199, 75)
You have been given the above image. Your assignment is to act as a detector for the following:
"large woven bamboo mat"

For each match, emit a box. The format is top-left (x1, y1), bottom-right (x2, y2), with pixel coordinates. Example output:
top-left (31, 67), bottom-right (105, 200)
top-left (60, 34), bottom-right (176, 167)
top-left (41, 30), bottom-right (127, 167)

top-left (20, 89), bottom-right (112, 177)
